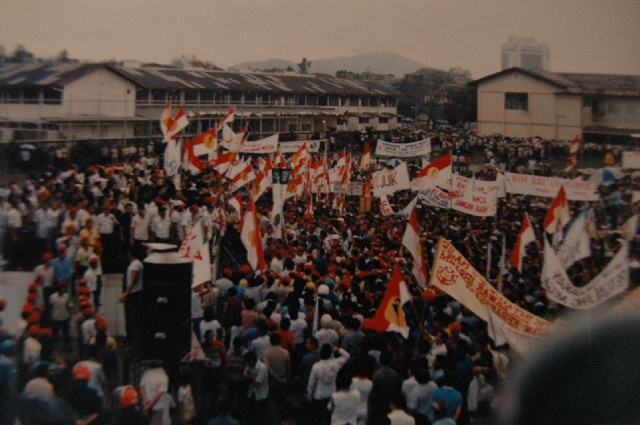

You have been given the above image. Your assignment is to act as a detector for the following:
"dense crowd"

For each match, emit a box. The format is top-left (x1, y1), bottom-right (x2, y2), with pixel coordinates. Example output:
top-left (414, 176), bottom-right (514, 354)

top-left (0, 129), bottom-right (639, 425)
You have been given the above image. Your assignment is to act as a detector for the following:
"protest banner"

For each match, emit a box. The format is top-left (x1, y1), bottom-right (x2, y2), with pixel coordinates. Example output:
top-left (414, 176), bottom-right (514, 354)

top-left (487, 306), bottom-right (545, 355)
top-left (542, 239), bottom-right (628, 309)
top-left (505, 173), bottom-right (599, 201)
top-left (451, 175), bottom-right (498, 217)
top-left (279, 140), bottom-right (322, 153)
top-left (375, 138), bottom-right (431, 157)
top-left (474, 178), bottom-right (505, 198)
top-left (240, 133), bottom-right (279, 153)
top-left (622, 151), bottom-right (640, 170)
top-left (372, 161), bottom-right (411, 197)
top-left (419, 187), bottom-right (451, 209)
top-left (430, 238), bottom-right (552, 335)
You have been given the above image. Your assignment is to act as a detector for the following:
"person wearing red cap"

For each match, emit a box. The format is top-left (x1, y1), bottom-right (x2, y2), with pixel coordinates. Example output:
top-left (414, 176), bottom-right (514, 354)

top-left (51, 245), bottom-right (73, 301)
top-left (74, 344), bottom-right (106, 401)
top-left (63, 364), bottom-right (102, 425)
top-left (34, 253), bottom-right (56, 310)
top-left (85, 255), bottom-right (101, 309)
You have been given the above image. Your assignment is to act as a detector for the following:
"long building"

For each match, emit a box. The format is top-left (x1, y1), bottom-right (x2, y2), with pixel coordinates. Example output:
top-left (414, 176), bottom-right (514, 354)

top-left (0, 62), bottom-right (403, 144)
top-left (470, 67), bottom-right (640, 143)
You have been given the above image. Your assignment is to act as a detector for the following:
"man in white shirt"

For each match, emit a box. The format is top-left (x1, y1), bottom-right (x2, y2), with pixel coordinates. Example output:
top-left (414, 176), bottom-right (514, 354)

top-left (150, 206), bottom-right (172, 244)
top-left (243, 351), bottom-right (269, 424)
top-left (131, 205), bottom-right (151, 246)
top-left (307, 345), bottom-right (350, 425)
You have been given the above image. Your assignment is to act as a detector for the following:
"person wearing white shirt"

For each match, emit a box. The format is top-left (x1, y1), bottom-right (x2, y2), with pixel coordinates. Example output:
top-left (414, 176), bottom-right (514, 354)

top-left (307, 345), bottom-right (350, 425)
top-left (131, 206), bottom-right (151, 245)
top-left (150, 207), bottom-right (172, 243)
top-left (244, 351), bottom-right (269, 424)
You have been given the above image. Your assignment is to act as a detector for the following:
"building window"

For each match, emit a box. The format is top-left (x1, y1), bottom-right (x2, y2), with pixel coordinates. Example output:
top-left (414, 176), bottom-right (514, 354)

top-left (136, 89), bottom-right (150, 104)
top-left (229, 92), bottom-right (242, 104)
top-left (43, 88), bottom-right (62, 105)
top-left (184, 91), bottom-right (199, 104)
top-left (505, 92), bottom-right (528, 110)
top-left (245, 92), bottom-right (257, 104)
top-left (301, 124), bottom-right (311, 132)
top-left (152, 90), bottom-right (166, 104)
top-left (306, 95), bottom-right (318, 106)
top-left (359, 117), bottom-right (370, 124)
top-left (200, 91), bottom-right (214, 104)
top-left (328, 96), bottom-right (339, 106)
top-left (378, 117), bottom-right (388, 124)
top-left (318, 95), bottom-right (328, 106)
top-left (23, 88), bottom-right (40, 104)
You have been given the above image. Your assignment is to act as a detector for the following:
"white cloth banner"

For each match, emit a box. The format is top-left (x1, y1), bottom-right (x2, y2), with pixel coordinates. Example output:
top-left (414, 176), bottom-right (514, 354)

top-left (397, 196), bottom-right (419, 220)
top-left (487, 306), bottom-right (545, 355)
top-left (372, 161), bottom-right (411, 197)
top-left (542, 239), bottom-right (629, 309)
top-left (192, 241), bottom-right (211, 288)
top-left (375, 138), bottom-right (431, 157)
top-left (240, 133), bottom-right (279, 154)
top-left (179, 220), bottom-right (204, 259)
top-left (419, 188), bottom-right (451, 209)
top-left (279, 140), bottom-right (322, 153)
top-left (622, 151), bottom-right (640, 170)
top-left (380, 195), bottom-right (395, 216)
top-left (474, 178), bottom-right (505, 199)
top-left (164, 138), bottom-right (181, 176)
top-left (451, 175), bottom-right (498, 217)
top-left (505, 173), bottom-right (599, 201)
top-left (430, 238), bottom-right (553, 335)
top-left (556, 210), bottom-right (591, 269)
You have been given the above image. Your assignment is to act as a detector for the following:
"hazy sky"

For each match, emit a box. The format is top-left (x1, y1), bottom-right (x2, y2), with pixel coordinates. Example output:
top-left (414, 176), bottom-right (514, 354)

top-left (1, 0), bottom-right (638, 78)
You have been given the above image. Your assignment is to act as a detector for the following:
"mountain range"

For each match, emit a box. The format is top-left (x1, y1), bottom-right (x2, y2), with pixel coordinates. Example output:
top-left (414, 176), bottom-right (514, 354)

top-left (230, 52), bottom-right (426, 77)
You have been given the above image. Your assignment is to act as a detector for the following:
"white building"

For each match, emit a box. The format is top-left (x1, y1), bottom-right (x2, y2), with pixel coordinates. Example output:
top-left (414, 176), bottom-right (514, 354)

top-left (501, 37), bottom-right (550, 71)
top-left (0, 62), bottom-right (403, 144)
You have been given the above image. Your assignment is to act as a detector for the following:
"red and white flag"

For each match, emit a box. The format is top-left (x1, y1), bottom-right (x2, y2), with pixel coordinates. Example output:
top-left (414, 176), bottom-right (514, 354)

top-left (240, 193), bottom-right (266, 271)
top-left (305, 198), bottom-right (314, 219)
top-left (543, 186), bottom-right (571, 234)
top-left (291, 143), bottom-right (309, 168)
top-left (217, 107), bottom-right (235, 131)
top-left (363, 264), bottom-right (411, 338)
top-left (179, 219), bottom-right (204, 259)
top-left (341, 154), bottom-right (351, 186)
top-left (228, 195), bottom-right (243, 217)
top-left (228, 163), bottom-right (256, 193)
top-left (360, 143), bottom-right (371, 170)
top-left (192, 127), bottom-right (217, 159)
top-left (363, 176), bottom-right (372, 197)
top-left (509, 213), bottom-right (536, 272)
top-left (274, 148), bottom-right (287, 169)
top-left (402, 206), bottom-right (428, 287)
top-left (184, 139), bottom-right (203, 175)
top-left (411, 153), bottom-right (452, 191)
top-left (192, 241), bottom-right (211, 288)
top-left (564, 135), bottom-right (580, 172)
top-left (284, 175), bottom-right (304, 199)
top-left (211, 151), bottom-right (237, 175)
top-left (162, 106), bottom-right (190, 142)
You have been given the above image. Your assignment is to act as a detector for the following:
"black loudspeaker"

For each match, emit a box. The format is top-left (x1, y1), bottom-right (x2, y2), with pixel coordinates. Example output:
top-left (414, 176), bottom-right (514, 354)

top-left (139, 255), bottom-right (192, 364)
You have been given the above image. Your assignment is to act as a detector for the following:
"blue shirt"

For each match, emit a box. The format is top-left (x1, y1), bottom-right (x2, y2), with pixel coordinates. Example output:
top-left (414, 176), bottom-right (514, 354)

top-left (51, 257), bottom-right (72, 281)
top-left (432, 386), bottom-right (463, 419)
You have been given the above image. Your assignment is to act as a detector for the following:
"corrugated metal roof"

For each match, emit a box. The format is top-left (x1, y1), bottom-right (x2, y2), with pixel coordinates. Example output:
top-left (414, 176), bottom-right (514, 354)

top-left (0, 63), bottom-right (103, 87)
top-left (108, 65), bottom-right (401, 96)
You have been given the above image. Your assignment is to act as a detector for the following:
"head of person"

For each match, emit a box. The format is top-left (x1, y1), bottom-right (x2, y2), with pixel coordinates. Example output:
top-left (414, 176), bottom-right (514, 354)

top-left (270, 333), bottom-right (282, 347)
top-left (244, 350), bottom-right (258, 367)
top-left (306, 336), bottom-right (319, 352)
top-left (320, 343), bottom-right (332, 360)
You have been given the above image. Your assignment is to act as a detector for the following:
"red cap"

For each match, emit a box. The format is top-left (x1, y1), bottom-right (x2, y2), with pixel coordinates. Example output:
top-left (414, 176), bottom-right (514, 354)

top-left (0, 299), bottom-right (6, 309)
top-left (93, 242), bottom-right (102, 249)
top-left (95, 316), bottom-right (108, 332)
top-left (74, 364), bottom-right (91, 381)
top-left (421, 288), bottom-right (437, 303)
top-left (238, 265), bottom-right (251, 274)
top-left (191, 204), bottom-right (199, 212)
top-left (82, 308), bottom-right (95, 317)
top-left (120, 386), bottom-right (139, 407)
top-left (28, 324), bottom-right (41, 336)
top-left (22, 304), bottom-right (34, 314)
top-left (449, 322), bottom-right (462, 333)
top-left (43, 253), bottom-right (54, 261)
top-left (26, 293), bottom-right (37, 302)
top-left (223, 268), bottom-right (232, 277)
top-left (28, 283), bottom-right (39, 292)
top-left (58, 246), bottom-right (67, 253)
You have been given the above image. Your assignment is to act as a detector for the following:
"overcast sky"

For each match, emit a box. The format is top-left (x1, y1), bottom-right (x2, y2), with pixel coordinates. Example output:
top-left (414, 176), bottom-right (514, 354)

top-left (1, 0), bottom-right (638, 78)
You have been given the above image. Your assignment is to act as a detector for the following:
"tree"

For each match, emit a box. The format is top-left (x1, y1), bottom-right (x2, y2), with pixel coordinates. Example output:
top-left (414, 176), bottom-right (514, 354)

top-left (298, 57), bottom-right (312, 74)
top-left (9, 44), bottom-right (35, 63)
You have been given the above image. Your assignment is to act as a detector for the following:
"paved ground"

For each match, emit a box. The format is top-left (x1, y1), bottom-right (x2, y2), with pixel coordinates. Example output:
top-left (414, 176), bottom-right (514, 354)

top-left (0, 271), bottom-right (126, 337)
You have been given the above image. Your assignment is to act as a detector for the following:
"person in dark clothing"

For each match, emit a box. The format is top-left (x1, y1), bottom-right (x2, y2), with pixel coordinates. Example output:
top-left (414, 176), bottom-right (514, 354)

top-left (63, 364), bottom-right (102, 425)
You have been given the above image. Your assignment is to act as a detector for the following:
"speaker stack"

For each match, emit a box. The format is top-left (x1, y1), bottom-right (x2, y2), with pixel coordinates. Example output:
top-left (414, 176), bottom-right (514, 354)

top-left (139, 252), bottom-right (193, 364)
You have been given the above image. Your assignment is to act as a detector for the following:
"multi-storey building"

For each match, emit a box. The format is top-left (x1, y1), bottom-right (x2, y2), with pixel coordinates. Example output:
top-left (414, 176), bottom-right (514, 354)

top-left (501, 37), bottom-right (550, 72)
top-left (0, 62), bottom-right (403, 144)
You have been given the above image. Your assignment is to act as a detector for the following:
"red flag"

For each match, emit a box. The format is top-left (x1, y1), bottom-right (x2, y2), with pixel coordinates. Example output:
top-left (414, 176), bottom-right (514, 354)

top-left (509, 213), bottom-right (536, 272)
top-left (543, 186), bottom-right (571, 234)
top-left (240, 192), bottom-right (266, 271)
top-left (166, 108), bottom-right (189, 141)
top-left (184, 139), bottom-right (203, 175)
top-left (305, 198), bottom-right (314, 219)
top-left (410, 153), bottom-right (452, 191)
top-left (360, 143), bottom-right (371, 170)
top-left (402, 207), bottom-right (428, 287)
top-left (363, 176), bottom-right (372, 197)
top-left (217, 107), bottom-right (235, 131)
top-left (228, 163), bottom-right (256, 193)
top-left (192, 127), bottom-right (217, 158)
top-left (362, 264), bottom-right (411, 338)
top-left (564, 135), bottom-right (580, 172)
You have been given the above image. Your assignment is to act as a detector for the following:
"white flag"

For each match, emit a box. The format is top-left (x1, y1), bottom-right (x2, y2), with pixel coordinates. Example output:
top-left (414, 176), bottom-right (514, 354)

top-left (192, 241), bottom-right (211, 288)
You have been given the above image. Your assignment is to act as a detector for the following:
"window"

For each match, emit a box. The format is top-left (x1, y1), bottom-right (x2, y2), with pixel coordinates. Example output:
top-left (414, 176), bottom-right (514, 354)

top-left (229, 92), bottom-right (242, 104)
top-left (23, 88), bottom-right (40, 104)
top-left (359, 117), bottom-right (370, 124)
top-left (152, 90), bottom-right (166, 103)
top-left (318, 95), bottom-right (328, 106)
top-left (328, 96), bottom-right (339, 106)
top-left (378, 117), bottom-right (388, 124)
top-left (301, 124), bottom-right (311, 132)
top-left (505, 92), bottom-right (528, 110)
top-left (184, 91), bottom-right (199, 104)
top-left (43, 88), bottom-right (62, 105)
top-left (306, 95), bottom-right (318, 106)
top-left (136, 89), bottom-right (150, 104)
top-left (200, 91), bottom-right (214, 104)
top-left (245, 92), bottom-right (257, 104)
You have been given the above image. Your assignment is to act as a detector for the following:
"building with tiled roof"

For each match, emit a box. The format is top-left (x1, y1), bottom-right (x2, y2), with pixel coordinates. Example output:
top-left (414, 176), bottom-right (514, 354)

top-left (469, 67), bottom-right (640, 142)
top-left (0, 62), bottom-right (403, 144)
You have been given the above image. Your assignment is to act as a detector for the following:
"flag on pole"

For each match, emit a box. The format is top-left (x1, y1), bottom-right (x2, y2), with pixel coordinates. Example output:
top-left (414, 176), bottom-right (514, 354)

top-left (163, 138), bottom-right (181, 176)
top-left (564, 135), bottom-right (580, 172)
top-left (192, 241), bottom-right (211, 288)
top-left (556, 209), bottom-right (592, 269)
top-left (363, 264), bottom-right (412, 338)
top-left (240, 192), bottom-right (266, 271)
top-left (402, 206), bottom-right (428, 287)
top-left (217, 107), bottom-right (235, 131)
top-left (410, 153), bottom-right (452, 191)
top-left (179, 219), bottom-right (204, 259)
top-left (543, 186), bottom-right (571, 234)
top-left (160, 102), bottom-right (172, 138)
top-left (228, 163), bottom-right (256, 193)
top-left (192, 127), bottom-right (217, 159)
top-left (360, 143), bottom-right (371, 170)
top-left (380, 195), bottom-right (395, 216)
top-left (509, 213), bottom-right (536, 272)
top-left (184, 139), bottom-right (204, 175)
top-left (165, 108), bottom-right (190, 142)
top-left (363, 176), bottom-right (372, 197)
top-left (305, 198), bottom-right (314, 219)
top-left (228, 195), bottom-right (243, 217)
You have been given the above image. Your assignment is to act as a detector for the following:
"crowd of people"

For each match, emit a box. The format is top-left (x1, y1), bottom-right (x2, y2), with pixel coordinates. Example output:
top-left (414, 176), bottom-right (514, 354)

top-left (0, 128), bottom-right (639, 425)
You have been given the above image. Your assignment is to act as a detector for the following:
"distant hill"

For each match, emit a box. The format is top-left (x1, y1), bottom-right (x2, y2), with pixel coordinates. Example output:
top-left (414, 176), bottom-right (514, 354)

top-left (230, 52), bottom-right (426, 77)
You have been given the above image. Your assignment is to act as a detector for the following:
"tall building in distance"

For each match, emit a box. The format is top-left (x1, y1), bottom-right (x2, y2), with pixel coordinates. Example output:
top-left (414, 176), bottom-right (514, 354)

top-left (501, 37), bottom-right (550, 71)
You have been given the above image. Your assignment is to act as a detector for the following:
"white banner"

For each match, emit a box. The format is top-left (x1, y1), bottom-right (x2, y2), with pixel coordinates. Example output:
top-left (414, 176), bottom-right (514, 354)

top-left (240, 133), bottom-right (279, 154)
top-left (372, 161), bottom-right (411, 197)
top-left (163, 138), bottom-right (181, 176)
top-left (380, 195), bottom-right (395, 216)
top-left (542, 239), bottom-right (629, 309)
top-left (505, 173), bottom-right (599, 201)
top-left (419, 188), bottom-right (451, 209)
top-left (451, 175), bottom-right (498, 217)
top-left (474, 178), bottom-right (504, 199)
top-left (333, 181), bottom-right (364, 196)
top-left (430, 238), bottom-right (552, 335)
top-left (375, 138), bottom-right (431, 157)
top-left (279, 140), bottom-right (322, 153)
top-left (622, 151), bottom-right (640, 170)
top-left (487, 306), bottom-right (545, 355)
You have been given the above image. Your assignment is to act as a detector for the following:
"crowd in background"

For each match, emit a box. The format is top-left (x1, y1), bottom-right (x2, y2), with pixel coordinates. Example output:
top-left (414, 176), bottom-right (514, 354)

top-left (0, 128), bottom-right (639, 425)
